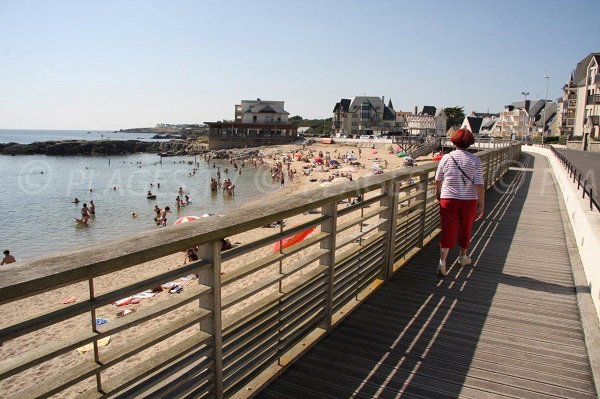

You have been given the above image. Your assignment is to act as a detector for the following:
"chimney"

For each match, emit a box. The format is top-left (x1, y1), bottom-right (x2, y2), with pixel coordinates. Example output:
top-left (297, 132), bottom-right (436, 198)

top-left (414, 106), bottom-right (418, 115)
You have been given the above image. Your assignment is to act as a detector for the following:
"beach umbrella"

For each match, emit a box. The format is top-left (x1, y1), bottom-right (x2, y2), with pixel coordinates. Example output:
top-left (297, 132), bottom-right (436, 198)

top-left (384, 143), bottom-right (393, 150)
top-left (371, 149), bottom-right (378, 154)
top-left (273, 226), bottom-right (316, 252)
top-left (314, 157), bottom-right (324, 164)
top-left (396, 151), bottom-right (408, 157)
top-left (174, 215), bottom-right (201, 225)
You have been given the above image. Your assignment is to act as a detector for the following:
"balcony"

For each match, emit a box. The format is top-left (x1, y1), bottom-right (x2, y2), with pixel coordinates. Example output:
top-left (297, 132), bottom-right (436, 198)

top-left (587, 94), bottom-right (600, 105)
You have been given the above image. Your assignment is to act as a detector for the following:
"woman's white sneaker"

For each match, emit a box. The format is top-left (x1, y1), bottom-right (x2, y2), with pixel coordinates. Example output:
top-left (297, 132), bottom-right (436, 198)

top-left (458, 255), bottom-right (471, 266)
top-left (437, 260), bottom-right (448, 277)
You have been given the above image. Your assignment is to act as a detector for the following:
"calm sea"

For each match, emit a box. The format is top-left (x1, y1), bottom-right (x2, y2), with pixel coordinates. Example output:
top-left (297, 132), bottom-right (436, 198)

top-left (0, 130), bottom-right (280, 261)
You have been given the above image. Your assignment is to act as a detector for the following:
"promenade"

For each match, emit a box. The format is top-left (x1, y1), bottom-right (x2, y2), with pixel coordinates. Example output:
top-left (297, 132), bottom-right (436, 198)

top-left (258, 151), bottom-right (598, 398)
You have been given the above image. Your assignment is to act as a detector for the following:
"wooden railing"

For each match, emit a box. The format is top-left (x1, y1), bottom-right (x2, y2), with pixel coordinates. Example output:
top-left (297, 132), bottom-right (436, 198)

top-left (0, 144), bottom-right (521, 398)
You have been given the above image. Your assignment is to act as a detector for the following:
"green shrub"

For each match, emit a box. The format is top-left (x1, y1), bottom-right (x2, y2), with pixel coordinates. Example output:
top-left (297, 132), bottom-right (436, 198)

top-left (558, 135), bottom-right (567, 145)
top-left (543, 136), bottom-right (560, 144)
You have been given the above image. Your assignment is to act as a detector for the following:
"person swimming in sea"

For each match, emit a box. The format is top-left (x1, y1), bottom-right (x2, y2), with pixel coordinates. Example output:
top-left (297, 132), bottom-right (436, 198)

top-left (72, 197), bottom-right (80, 204)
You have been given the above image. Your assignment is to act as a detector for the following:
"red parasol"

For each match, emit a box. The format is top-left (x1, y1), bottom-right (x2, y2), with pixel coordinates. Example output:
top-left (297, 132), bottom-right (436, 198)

top-left (174, 215), bottom-right (201, 225)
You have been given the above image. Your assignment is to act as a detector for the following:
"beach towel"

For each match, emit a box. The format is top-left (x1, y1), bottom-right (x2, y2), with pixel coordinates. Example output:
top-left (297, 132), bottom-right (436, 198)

top-left (76, 336), bottom-right (111, 355)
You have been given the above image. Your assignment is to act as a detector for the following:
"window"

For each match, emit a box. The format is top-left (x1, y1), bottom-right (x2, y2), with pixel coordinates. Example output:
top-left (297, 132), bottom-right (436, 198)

top-left (253, 115), bottom-right (257, 123)
top-left (360, 102), bottom-right (371, 121)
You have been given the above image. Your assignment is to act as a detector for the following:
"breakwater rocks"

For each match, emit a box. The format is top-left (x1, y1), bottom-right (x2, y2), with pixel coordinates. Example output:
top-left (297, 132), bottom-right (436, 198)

top-left (0, 140), bottom-right (199, 156)
top-left (0, 140), bottom-right (266, 159)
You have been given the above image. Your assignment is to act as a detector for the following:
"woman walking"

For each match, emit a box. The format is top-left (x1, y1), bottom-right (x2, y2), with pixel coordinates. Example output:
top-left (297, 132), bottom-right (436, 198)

top-left (435, 128), bottom-right (485, 276)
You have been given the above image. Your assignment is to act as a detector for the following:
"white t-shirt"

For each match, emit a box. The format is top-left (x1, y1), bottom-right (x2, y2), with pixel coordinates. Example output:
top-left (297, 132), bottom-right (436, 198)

top-left (435, 149), bottom-right (483, 200)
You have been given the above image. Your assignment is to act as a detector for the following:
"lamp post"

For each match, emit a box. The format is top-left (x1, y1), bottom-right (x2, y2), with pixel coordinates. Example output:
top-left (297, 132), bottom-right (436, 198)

top-left (541, 76), bottom-right (550, 145)
top-left (521, 91), bottom-right (530, 140)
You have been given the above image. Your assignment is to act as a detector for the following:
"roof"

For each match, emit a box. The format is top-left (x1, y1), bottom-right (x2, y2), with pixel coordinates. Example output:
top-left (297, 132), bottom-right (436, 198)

top-left (247, 103), bottom-right (289, 114)
top-left (383, 106), bottom-right (395, 121)
top-left (471, 112), bottom-right (500, 118)
top-left (466, 117), bottom-right (483, 134)
top-left (481, 118), bottom-right (496, 130)
top-left (333, 99), bottom-right (351, 113)
top-left (421, 106), bottom-right (436, 116)
top-left (528, 100), bottom-right (546, 117)
top-left (573, 53), bottom-right (600, 86)
top-left (406, 115), bottom-right (435, 129)
top-left (348, 96), bottom-right (385, 112)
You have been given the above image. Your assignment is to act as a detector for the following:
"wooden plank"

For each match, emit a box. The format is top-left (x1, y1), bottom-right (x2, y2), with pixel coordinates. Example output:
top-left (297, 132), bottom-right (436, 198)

top-left (220, 215), bottom-right (329, 263)
top-left (221, 232), bottom-right (328, 286)
top-left (0, 261), bottom-right (210, 341)
top-left (78, 333), bottom-right (213, 399)
top-left (0, 283), bottom-right (211, 380)
top-left (10, 310), bottom-right (211, 399)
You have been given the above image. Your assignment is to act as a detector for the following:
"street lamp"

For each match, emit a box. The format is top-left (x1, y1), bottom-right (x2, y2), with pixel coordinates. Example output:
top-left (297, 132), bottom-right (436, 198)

top-left (521, 91), bottom-right (530, 140)
top-left (541, 76), bottom-right (550, 145)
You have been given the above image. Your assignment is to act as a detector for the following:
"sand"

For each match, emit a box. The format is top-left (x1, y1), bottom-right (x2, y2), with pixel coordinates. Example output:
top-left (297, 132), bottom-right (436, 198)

top-left (0, 141), bottom-right (435, 398)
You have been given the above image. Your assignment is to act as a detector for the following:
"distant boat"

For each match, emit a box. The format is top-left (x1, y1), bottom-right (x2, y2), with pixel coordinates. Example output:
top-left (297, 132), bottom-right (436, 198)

top-left (147, 194), bottom-right (157, 199)
top-left (159, 151), bottom-right (180, 157)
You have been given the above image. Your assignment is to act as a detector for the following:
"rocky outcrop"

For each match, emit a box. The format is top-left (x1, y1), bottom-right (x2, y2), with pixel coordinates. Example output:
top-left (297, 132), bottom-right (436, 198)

top-left (0, 140), bottom-right (208, 156)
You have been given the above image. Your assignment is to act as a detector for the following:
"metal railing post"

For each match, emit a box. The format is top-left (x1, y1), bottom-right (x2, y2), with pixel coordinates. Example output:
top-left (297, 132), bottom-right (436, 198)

top-left (320, 202), bottom-right (337, 332)
top-left (197, 241), bottom-right (223, 398)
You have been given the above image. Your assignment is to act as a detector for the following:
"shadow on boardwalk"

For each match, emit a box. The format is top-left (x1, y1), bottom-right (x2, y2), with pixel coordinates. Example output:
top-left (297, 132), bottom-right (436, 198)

top-left (258, 153), bottom-right (597, 399)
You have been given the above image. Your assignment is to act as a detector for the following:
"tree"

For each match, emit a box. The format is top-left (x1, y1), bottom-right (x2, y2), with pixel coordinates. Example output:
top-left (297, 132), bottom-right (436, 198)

top-left (443, 106), bottom-right (465, 128)
top-left (289, 115), bottom-right (303, 122)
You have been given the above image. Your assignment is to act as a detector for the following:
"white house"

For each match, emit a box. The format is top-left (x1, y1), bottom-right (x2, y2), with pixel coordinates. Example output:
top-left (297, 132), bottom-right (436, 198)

top-left (235, 99), bottom-right (289, 124)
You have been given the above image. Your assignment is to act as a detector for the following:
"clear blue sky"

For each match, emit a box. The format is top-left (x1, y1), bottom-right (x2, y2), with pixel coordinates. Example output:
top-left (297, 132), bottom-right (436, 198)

top-left (1, 0), bottom-right (599, 130)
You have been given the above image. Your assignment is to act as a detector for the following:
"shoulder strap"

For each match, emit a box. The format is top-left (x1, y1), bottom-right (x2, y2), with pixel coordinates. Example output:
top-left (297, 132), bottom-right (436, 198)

top-left (450, 155), bottom-right (475, 185)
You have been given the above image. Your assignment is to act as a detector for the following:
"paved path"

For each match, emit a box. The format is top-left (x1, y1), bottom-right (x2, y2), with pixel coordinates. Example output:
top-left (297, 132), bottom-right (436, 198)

top-left (257, 152), bottom-right (597, 398)
top-left (554, 148), bottom-right (600, 193)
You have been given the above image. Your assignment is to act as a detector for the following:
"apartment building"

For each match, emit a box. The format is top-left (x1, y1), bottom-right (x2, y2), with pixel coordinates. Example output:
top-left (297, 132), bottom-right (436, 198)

top-left (559, 53), bottom-right (600, 140)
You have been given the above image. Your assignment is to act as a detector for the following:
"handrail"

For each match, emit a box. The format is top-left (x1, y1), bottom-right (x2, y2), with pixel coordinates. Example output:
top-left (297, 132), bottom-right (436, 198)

top-left (550, 146), bottom-right (599, 212)
top-left (0, 144), bottom-right (521, 398)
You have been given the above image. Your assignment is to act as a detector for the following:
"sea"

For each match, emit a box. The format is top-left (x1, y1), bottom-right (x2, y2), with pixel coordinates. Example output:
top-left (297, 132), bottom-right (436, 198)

top-left (0, 129), bottom-right (281, 261)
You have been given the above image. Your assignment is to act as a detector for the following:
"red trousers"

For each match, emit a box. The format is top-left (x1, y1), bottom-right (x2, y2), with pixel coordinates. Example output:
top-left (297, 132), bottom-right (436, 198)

top-left (439, 198), bottom-right (477, 249)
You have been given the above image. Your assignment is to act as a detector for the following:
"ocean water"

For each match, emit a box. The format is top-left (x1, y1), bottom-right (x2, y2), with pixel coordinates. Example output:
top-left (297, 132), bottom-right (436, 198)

top-left (0, 129), bottom-right (170, 144)
top-left (0, 152), bottom-right (281, 261)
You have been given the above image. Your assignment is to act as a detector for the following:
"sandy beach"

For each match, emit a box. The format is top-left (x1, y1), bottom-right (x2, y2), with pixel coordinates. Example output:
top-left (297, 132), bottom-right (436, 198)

top-left (0, 141), bottom-right (435, 398)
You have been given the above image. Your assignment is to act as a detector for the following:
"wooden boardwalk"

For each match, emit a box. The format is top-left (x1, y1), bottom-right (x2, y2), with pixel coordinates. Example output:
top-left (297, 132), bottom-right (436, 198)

top-left (257, 152), bottom-right (597, 398)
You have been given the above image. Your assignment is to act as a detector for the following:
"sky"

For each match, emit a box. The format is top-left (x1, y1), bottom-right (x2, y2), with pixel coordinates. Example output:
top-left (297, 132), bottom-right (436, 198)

top-left (1, 0), bottom-right (599, 130)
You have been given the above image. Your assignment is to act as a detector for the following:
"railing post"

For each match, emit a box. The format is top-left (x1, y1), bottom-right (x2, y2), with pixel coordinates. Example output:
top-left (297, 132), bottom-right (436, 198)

top-left (485, 153), bottom-right (491, 189)
top-left (197, 241), bottom-right (223, 398)
top-left (320, 202), bottom-right (337, 332)
top-left (380, 180), bottom-right (399, 280)
top-left (418, 172), bottom-right (429, 248)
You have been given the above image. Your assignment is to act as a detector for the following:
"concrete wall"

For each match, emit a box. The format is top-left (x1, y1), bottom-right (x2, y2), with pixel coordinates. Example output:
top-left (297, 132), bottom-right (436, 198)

top-left (590, 142), bottom-right (600, 153)
top-left (566, 140), bottom-right (600, 152)
top-left (524, 146), bottom-right (600, 320)
top-left (208, 136), bottom-right (297, 150)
